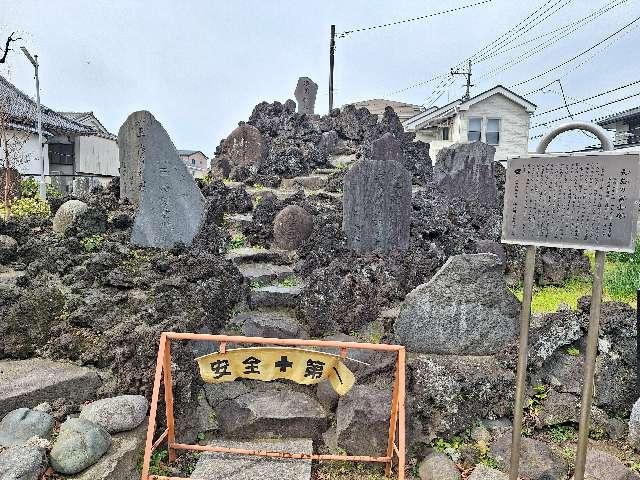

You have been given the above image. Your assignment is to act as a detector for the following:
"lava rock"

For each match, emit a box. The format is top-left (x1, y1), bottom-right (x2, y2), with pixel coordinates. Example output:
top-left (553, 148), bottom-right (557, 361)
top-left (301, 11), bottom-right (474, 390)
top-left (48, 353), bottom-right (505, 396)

top-left (273, 205), bottom-right (313, 250)
top-left (418, 451), bottom-right (461, 480)
top-left (468, 464), bottom-right (507, 480)
top-left (79, 395), bottom-right (148, 434)
top-left (490, 434), bottom-right (568, 480)
top-left (336, 384), bottom-right (391, 456)
top-left (395, 254), bottom-right (519, 355)
top-left (49, 417), bottom-right (112, 475)
top-left (0, 408), bottom-right (54, 447)
top-left (0, 235), bottom-right (17, 263)
top-left (584, 448), bottom-right (640, 479)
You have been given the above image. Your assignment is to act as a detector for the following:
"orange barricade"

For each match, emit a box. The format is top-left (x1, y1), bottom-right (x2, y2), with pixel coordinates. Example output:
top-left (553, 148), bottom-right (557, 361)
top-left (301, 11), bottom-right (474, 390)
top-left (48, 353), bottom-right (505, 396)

top-left (140, 332), bottom-right (406, 480)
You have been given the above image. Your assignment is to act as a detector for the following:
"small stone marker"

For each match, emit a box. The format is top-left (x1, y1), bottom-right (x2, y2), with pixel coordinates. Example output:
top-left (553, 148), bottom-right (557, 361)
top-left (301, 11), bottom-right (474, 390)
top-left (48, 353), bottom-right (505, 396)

top-left (213, 123), bottom-right (266, 178)
top-left (434, 142), bottom-right (498, 207)
top-left (118, 111), bottom-right (205, 248)
top-left (343, 133), bottom-right (411, 253)
top-left (502, 153), bottom-right (640, 251)
top-left (294, 77), bottom-right (318, 115)
top-left (273, 205), bottom-right (313, 250)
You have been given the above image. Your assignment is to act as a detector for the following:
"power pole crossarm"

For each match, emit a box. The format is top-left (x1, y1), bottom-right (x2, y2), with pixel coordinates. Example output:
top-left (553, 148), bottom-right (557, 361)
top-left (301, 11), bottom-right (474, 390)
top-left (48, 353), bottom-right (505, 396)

top-left (451, 60), bottom-right (474, 101)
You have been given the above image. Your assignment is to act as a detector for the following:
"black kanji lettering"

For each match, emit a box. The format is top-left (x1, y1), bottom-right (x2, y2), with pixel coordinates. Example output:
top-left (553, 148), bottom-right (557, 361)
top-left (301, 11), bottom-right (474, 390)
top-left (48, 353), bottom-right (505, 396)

top-left (210, 359), bottom-right (232, 379)
top-left (304, 359), bottom-right (325, 379)
top-left (242, 356), bottom-right (261, 374)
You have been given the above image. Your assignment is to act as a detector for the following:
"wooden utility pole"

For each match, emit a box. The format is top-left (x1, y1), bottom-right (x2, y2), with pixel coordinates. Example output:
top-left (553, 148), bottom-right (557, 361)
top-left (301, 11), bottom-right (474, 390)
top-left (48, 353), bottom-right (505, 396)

top-left (329, 25), bottom-right (336, 112)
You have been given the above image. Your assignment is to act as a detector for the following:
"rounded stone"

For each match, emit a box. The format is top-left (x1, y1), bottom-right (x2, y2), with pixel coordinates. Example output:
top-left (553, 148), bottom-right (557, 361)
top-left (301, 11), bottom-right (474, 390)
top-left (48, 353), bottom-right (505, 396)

top-left (0, 444), bottom-right (48, 480)
top-left (273, 205), bottom-right (313, 250)
top-left (49, 417), bottom-right (111, 475)
top-left (79, 395), bottom-right (148, 434)
top-left (0, 234), bottom-right (18, 263)
top-left (52, 199), bottom-right (88, 235)
top-left (418, 451), bottom-right (461, 480)
top-left (0, 408), bottom-right (55, 447)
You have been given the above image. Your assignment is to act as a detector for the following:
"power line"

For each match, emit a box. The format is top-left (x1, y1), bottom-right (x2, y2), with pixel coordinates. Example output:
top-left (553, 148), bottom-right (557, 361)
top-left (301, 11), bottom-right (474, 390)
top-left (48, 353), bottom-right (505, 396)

top-left (337, 0), bottom-right (494, 38)
top-left (512, 15), bottom-right (640, 87)
top-left (532, 79), bottom-right (640, 117)
top-left (475, 0), bottom-right (626, 78)
top-left (530, 91), bottom-right (640, 128)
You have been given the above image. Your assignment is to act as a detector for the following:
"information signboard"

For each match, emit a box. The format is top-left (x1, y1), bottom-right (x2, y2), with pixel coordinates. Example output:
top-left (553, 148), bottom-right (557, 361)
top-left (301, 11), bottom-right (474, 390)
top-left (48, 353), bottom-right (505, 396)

top-left (502, 153), bottom-right (640, 252)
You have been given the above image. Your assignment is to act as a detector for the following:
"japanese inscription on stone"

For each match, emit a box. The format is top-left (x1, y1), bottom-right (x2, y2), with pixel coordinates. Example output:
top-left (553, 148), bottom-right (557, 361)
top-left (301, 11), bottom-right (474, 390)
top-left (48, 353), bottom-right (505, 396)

top-left (196, 347), bottom-right (355, 395)
top-left (502, 154), bottom-right (640, 252)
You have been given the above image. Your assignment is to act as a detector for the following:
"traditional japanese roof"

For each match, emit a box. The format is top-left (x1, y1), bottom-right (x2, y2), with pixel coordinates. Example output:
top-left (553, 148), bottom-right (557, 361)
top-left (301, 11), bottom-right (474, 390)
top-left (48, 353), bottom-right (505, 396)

top-left (178, 149), bottom-right (208, 158)
top-left (0, 75), bottom-right (93, 136)
top-left (595, 106), bottom-right (640, 127)
top-left (58, 111), bottom-right (115, 139)
top-left (403, 85), bottom-right (536, 131)
top-left (349, 99), bottom-right (426, 120)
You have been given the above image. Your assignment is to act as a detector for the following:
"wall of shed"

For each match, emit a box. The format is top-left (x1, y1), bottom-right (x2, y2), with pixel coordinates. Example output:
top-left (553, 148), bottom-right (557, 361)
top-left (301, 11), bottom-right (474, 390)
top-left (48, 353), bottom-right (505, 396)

top-left (3, 130), bottom-right (50, 176)
top-left (74, 135), bottom-right (119, 176)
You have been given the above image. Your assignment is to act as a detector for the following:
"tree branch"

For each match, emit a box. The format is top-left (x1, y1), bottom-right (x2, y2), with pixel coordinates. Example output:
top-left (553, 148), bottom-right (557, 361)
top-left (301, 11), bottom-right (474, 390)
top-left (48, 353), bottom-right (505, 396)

top-left (0, 32), bottom-right (22, 64)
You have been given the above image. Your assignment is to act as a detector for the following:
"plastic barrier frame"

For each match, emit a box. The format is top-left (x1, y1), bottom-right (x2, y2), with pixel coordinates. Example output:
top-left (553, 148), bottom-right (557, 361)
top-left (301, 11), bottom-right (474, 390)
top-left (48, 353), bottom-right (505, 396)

top-left (140, 332), bottom-right (407, 480)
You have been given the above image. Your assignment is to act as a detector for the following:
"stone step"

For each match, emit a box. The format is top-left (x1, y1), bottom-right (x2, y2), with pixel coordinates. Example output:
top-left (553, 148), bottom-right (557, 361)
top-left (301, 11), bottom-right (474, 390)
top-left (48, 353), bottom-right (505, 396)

top-left (230, 309), bottom-right (308, 339)
top-left (250, 285), bottom-right (302, 309)
top-left (281, 175), bottom-right (328, 191)
top-left (224, 213), bottom-right (253, 230)
top-left (225, 247), bottom-right (290, 265)
top-left (314, 168), bottom-right (340, 175)
top-left (246, 187), bottom-right (297, 202)
top-left (0, 359), bottom-right (101, 417)
top-left (0, 270), bottom-right (25, 286)
top-left (238, 263), bottom-right (294, 284)
top-left (190, 438), bottom-right (312, 480)
top-left (329, 153), bottom-right (357, 168)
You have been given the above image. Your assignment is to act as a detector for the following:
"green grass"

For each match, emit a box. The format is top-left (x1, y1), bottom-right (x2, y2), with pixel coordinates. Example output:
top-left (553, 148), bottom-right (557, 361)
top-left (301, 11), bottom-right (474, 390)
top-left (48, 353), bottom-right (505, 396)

top-left (511, 277), bottom-right (594, 313)
top-left (227, 233), bottom-right (247, 250)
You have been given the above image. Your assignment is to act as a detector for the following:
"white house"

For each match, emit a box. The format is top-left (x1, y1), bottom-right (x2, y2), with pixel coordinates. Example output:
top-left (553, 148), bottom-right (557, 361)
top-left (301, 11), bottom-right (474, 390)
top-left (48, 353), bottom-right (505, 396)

top-left (595, 106), bottom-right (640, 153)
top-left (402, 85), bottom-right (536, 162)
top-left (178, 150), bottom-right (209, 179)
top-left (350, 99), bottom-right (426, 123)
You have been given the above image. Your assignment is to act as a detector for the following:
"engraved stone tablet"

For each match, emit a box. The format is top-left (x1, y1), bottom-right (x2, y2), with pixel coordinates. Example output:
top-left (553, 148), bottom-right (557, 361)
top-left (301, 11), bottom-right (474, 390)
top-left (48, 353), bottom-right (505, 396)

top-left (502, 153), bottom-right (640, 252)
top-left (294, 77), bottom-right (318, 115)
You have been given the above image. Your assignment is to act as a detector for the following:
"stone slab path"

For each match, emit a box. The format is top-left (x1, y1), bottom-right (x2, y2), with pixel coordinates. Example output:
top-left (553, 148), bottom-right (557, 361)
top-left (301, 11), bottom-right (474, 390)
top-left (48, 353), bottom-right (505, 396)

top-left (190, 438), bottom-right (312, 480)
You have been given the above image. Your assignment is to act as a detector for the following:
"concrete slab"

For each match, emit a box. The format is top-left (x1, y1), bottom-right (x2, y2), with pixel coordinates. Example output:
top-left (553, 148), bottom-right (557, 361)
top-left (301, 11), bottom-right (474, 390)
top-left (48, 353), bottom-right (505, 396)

top-left (190, 438), bottom-right (312, 480)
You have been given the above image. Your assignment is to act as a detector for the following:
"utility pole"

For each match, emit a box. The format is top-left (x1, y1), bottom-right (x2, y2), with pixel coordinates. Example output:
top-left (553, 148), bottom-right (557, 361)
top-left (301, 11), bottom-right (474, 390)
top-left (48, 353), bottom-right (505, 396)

top-left (21, 47), bottom-right (46, 200)
top-left (451, 59), bottom-right (474, 101)
top-left (329, 24), bottom-right (336, 112)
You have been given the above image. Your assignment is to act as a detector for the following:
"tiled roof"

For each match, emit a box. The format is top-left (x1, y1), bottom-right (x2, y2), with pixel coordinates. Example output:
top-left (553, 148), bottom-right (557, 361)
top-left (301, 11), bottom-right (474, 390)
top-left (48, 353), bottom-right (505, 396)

top-left (595, 106), bottom-right (640, 126)
top-left (178, 149), bottom-right (208, 158)
top-left (0, 75), bottom-right (92, 136)
top-left (58, 111), bottom-right (115, 139)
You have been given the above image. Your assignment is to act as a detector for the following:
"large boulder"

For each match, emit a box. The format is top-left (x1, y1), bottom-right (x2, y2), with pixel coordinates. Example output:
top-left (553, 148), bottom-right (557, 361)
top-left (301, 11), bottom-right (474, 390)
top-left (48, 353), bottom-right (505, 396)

top-left (0, 408), bottom-right (54, 447)
top-left (418, 451), bottom-right (461, 480)
top-left (118, 110), bottom-right (205, 247)
top-left (52, 200), bottom-right (87, 235)
top-left (434, 141), bottom-right (498, 207)
top-left (468, 465), bottom-right (507, 480)
top-left (79, 395), bottom-right (148, 434)
top-left (273, 205), bottom-right (313, 250)
top-left (336, 384), bottom-right (391, 456)
top-left (395, 254), bottom-right (519, 355)
top-left (584, 448), bottom-right (640, 480)
top-left (0, 442), bottom-right (48, 480)
top-left (0, 359), bottom-right (100, 418)
top-left (212, 122), bottom-right (266, 179)
top-left (49, 417), bottom-right (112, 475)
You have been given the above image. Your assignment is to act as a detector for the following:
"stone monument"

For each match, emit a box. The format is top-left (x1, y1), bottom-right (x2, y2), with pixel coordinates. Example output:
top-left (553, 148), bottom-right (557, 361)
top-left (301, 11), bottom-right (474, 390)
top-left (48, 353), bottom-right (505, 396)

top-left (212, 123), bottom-right (265, 179)
top-left (118, 111), bottom-right (205, 248)
top-left (342, 133), bottom-right (411, 253)
top-left (434, 142), bottom-right (498, 207)
top-left (294, 77), bottom-right (318, 115)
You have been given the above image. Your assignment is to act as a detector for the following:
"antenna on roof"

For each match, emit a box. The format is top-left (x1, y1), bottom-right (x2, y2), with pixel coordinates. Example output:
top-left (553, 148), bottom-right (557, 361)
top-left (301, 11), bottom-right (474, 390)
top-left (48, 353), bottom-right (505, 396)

top-left (451, 59), bottom-right (474, 101)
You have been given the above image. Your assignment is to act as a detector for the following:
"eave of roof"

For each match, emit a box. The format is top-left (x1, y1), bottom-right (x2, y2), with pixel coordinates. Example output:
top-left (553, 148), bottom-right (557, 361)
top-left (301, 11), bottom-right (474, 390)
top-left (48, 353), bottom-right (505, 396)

top-left (595, 106), bottom-right (640, 126)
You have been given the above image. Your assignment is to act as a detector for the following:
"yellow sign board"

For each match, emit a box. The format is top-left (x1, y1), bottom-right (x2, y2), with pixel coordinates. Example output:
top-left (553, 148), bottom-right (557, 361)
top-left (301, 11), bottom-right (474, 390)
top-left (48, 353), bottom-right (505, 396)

top-left (196, 347), bottom-right (355, 395)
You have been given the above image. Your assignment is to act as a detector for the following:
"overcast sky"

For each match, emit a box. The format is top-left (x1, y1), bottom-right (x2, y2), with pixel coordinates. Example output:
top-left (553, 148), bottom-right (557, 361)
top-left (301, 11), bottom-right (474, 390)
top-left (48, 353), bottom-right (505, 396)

top-left (2, 0), bottom-right (639, 156)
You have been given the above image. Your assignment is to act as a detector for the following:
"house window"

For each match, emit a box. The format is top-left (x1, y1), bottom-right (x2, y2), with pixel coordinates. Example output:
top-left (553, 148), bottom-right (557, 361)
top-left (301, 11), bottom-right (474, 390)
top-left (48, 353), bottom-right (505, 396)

top-left (468, 118), bottom-right (481, 142)
top-left (487, 118), bottom-right (500, 145)
top-left (191, 159), bottom-right (196, 166)
top-left (442, 127), bottom-right (450, 141)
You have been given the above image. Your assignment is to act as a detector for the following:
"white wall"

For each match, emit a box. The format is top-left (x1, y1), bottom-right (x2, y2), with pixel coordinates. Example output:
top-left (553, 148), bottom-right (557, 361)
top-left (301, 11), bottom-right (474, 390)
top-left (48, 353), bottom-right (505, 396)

top-left (1, 130), bottom-right (50, 175)
top-left (74, 135), bottom-right (119, 176)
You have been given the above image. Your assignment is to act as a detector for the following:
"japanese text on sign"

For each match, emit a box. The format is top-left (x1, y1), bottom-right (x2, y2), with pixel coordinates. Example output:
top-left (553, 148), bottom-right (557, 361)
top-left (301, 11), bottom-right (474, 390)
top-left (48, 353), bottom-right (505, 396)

top-left (196, 347), bottom-right (356, 395)
top-left (502, 154), bottom-right (640, 252)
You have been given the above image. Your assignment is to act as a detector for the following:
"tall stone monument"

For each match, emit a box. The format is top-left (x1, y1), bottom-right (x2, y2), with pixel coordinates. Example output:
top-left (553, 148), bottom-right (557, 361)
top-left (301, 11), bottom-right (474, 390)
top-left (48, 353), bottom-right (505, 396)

top-left (118, 111), bottom-right (205, 248)
top-left (433, 142), bottom-right (498, 207)
top-left (342, 133), bottom-right (412, 253)
top-left (294, 77), bottom-right (318, 115)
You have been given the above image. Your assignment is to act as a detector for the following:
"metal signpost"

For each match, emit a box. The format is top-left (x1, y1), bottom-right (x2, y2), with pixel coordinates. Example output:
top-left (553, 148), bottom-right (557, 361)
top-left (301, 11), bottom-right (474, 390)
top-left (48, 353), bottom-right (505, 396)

top-left (140, 332), bottom-right (406, 480)
top-left (502, 122), bottom-right (640, 480)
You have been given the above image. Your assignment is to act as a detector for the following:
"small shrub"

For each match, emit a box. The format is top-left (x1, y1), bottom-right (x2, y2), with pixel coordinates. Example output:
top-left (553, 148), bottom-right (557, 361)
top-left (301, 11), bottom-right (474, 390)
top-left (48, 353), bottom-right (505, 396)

top-left (0, 197), bottom-right (51, 218)
top-left (252, 183), bottom-right (264, 190)
top-left (81, 234), bottom-right (105, 253)
top-left (227, 233), bottom-right (246, 250)
top-left (46, 184), bottom-right (63, 198)
top-left (20, 177), bottom-right (39, 198)
top-left (548, 425), bottom-right (577, 444)
top-left (277, 276), bottom-right (298, 288)
top-left (565, 346), bottom-right (580, 357)
top-left (604, 238), bottom-right (640, 301)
